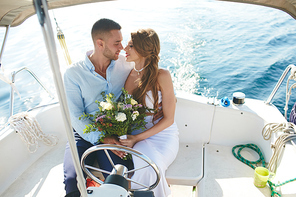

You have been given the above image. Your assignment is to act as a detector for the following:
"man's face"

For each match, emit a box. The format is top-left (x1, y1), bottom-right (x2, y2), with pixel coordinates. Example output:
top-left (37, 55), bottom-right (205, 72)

top-left (103, 30), bottom-right (123, 60)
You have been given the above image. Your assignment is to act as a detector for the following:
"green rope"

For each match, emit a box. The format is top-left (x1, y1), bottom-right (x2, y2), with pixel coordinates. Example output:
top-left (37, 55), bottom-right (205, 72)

top-left (232, 144), bottom-right (265, 169)
top-left (232, 143), bottom-right (296, 197)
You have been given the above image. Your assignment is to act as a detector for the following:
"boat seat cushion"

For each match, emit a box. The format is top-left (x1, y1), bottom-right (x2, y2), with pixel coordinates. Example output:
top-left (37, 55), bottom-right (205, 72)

top-left (166, 142), bottom-right (203, 186)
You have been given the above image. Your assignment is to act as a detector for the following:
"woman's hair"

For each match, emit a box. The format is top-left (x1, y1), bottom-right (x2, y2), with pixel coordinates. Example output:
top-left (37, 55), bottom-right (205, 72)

top-left (131, 28), bottom-right (160, 111)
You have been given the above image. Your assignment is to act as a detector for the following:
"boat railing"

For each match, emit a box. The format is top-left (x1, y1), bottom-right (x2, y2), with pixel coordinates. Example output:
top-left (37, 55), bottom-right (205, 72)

top-left (9, 67), bottom-right (55, 116)
top-left (265, 64), bottom-right (296, 105)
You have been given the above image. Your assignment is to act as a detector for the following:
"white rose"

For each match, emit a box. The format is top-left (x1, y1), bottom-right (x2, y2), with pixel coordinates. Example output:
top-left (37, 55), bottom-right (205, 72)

top-left (130, 98), bottom-right (138, 105)
top-left (132, 111), bottom-right (139, 121)
top-left (100, 102), bottom-right (113, 111)
top-left (116, 112), bottom-right (127, 122)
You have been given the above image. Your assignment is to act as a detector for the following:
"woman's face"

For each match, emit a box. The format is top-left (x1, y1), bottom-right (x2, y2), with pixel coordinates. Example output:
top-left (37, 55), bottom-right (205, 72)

top-left (124, 40), bottom-right (142, 63)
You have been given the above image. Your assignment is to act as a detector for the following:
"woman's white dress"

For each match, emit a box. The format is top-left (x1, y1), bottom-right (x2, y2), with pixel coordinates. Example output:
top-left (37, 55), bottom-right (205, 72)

top-left (131, 91), bottom-right (179, 197)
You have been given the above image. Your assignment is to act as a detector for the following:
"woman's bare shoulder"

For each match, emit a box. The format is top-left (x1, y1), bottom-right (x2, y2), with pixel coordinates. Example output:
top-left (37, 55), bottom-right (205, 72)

top-left (158, 68), bottom-right (171, 78)
top-left (158, 68), bottom-right (173, 88)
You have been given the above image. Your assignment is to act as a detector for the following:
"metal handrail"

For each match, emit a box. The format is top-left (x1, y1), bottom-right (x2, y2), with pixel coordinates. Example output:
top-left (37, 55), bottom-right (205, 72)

top-left (266, 64), bottom-right (296, 104)
top-left (0, 25), bottom-right (10, 64)
top-left (9, 67), bottom-right (55, 116)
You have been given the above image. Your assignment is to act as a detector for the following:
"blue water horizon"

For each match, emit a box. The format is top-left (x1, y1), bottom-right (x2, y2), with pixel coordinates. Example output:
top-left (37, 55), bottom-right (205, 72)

top-left (1, 0), bottom-right (296, 128)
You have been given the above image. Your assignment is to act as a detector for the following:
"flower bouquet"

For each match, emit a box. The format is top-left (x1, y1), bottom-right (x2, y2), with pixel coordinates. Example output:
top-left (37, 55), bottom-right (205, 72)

top-left (80, 88), bottom-right (150, 159)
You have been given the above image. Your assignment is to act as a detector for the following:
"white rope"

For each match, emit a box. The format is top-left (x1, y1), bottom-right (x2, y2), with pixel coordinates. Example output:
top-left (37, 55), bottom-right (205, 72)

top-left (0, 69), bottom-right (21, 98)
top-left (262, 122), bottom-right (296, 173)
top-left (263, 68), bottom-right (296, 172)
top-left (8, 112), bottom-right (58, 153)
top-left (284, 74), bottom-right (296, 119)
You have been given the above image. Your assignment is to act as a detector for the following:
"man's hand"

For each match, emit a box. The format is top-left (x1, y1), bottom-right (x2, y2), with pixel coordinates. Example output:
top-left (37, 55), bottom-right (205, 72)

top-left (153, 102), bottom-right (163, 121)
top-left (153, 96), bottom-right (177, 121)
top-left (101, 136), bottom-right (127, 159)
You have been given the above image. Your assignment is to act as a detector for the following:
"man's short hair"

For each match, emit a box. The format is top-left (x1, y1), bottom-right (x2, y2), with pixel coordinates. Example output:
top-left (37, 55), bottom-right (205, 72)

top-left (91, 18), bottom-right (121, 42)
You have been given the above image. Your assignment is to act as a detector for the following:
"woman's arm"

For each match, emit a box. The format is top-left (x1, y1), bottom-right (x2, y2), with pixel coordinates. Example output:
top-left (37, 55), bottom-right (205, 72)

top-left (120, 69), bottom-right (176, 147)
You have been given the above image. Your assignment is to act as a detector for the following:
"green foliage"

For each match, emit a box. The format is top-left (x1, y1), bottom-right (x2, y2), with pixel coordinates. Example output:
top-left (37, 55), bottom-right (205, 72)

top-left (79, 88), bottom-right (153, 142)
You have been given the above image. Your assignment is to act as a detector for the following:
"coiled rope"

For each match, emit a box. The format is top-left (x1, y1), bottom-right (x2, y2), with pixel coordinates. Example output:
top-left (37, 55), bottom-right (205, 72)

top-left (284, 71), bottom-right (296, 119)
top-left (8, 112), bottom-right (58, 153)
top-left (232, 144), bottom-right (265, 170)
top-left (262, 122), bottom-right (296, 173)
top-left (232, 144), bottom-right (296, 197)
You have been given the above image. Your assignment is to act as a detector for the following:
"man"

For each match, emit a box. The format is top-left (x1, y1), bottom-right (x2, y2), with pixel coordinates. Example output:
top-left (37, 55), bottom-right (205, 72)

top-left (63, 18), bottom-right (133, 197)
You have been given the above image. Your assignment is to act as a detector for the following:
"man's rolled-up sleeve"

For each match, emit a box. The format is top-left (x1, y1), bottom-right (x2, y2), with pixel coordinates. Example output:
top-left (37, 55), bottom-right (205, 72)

top-left (63, 70), bottom-right (100, 145)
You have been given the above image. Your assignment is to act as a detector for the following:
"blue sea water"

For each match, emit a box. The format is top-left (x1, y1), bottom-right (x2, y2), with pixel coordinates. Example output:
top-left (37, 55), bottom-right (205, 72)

top-left (1, 0), bottom-right (296, 128)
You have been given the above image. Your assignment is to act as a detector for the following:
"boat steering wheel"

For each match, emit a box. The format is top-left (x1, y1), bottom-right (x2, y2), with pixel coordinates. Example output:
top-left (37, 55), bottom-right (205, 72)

top-left (81, 144), bottom-right (160, 191)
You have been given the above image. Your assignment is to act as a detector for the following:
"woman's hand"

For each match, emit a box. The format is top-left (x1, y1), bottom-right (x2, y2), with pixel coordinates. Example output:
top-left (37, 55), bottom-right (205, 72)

top-left (119, 135), bottom-right (138, 148)
top-left (101, 136), bottom-right (127, 159)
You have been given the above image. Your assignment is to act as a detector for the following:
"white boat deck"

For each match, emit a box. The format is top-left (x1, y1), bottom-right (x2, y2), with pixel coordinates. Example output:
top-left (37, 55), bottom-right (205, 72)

top-left (1, 94), bottom-right (296, 197)
top-left (3, 141), bottom-right (296, 197)
top-left (201, 143), bottom-right (296, 197)
top-left (0, 139), bottom-right (196, 197)
top-left (202, 144), bottom-right (271, 197)
top-left (1, 142), bottom-right (66, 197)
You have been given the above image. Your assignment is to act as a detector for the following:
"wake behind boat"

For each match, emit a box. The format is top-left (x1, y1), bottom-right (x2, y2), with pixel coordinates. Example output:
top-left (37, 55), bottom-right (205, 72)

top-left (0, 0), bottom-right (296, 196)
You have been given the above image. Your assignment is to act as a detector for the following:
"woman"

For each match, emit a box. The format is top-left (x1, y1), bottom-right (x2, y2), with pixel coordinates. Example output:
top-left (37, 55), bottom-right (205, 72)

top-left (120, 28), bottom-right (179, 197)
